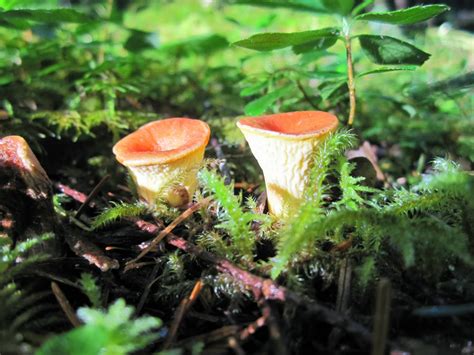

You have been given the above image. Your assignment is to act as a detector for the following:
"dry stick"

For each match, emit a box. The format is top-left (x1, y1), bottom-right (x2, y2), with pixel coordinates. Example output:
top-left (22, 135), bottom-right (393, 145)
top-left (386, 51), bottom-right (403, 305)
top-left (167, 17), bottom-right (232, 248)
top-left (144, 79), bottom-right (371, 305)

top-left (75, 174), bottom-right (110, 218)
top-left (262, 302), bottom-right (287, 355)
top-left (130, 219), bottom-right (371, 344)
top-left (135, 260), bottom-right (161, 317)
top-left (55, 182), bottom-right (88, 203)
top-left (126, 197), bottom-right (211, 266)
top-left (51, 281), bottom-right (81, 327)
top-left (162, 230), bottom-right (372, 343)
top-left (211, 138), bottom-right (232, 185)
top-left (296, 80), bottom-right (318, 110)
top-left (336, 258), bottom-right (352, 313)
top-left (371, 278), bottom-right (392, 355)
top-left (345, 33), bottom-right (356, 126)
top-left (162, 280), bottom-right (203, 349)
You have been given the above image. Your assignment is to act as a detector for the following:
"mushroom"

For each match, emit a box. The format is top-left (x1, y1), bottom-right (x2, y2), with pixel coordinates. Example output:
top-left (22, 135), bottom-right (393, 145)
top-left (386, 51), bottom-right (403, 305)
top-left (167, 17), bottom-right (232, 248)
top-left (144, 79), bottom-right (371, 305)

top-left (237, 111), bottom-right (338, 218)
top-left (113, 118), bottom-right (210, 207)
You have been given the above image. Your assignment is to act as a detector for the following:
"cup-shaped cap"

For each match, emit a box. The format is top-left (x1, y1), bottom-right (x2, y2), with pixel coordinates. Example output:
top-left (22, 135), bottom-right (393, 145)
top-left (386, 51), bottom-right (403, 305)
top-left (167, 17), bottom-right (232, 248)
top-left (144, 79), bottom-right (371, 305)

top-left (113, 118), bottom-right (210, 206)
top-left (237, 111), bottom-right (338, 218)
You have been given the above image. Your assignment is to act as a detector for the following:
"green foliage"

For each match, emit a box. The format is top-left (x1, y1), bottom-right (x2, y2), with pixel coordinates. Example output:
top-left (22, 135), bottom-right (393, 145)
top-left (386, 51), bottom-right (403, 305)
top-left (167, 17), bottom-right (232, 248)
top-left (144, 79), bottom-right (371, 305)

top-left (233, 28), bottom-right (340, 52)
top-left (36, 298), bottom-right (162, 355)
top-left (0, 234), bottom-right (56, 354)
top-left (354, 5), bottom-right (450, 25)
top-left (271, 130), bottom-right (357, 278)
top-left (358, 35), bottom-right (431, 66)
top-left (199, 169), bottom-right (270, 264)
top-left (79, 273), bottom-right (102, 308)
top-left (91, 202), bottom-right (150, 230)
top-left (272, 157), bottom-right (474, 284)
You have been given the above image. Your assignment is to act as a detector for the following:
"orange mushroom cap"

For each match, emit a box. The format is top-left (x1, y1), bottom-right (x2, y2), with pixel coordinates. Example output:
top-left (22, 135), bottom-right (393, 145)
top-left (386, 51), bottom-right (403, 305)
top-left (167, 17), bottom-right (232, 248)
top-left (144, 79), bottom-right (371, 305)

top-left (237, 111), bottom-right (338, 139)
top-left (113, 118), bottom-right (210, 167)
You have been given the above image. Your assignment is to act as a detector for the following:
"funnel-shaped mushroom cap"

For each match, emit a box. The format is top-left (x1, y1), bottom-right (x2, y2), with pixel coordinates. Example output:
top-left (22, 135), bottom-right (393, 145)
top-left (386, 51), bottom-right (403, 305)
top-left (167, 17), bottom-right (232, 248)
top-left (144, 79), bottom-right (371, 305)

top-left (237, 111), bottom-right (338, 218)
top-left (113, 118), bottom-right (210, 207)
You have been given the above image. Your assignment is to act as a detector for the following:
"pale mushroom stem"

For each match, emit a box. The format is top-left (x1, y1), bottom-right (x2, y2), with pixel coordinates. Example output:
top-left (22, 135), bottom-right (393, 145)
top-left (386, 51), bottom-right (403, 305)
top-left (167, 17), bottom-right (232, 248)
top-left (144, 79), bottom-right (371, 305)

top-left (237, 111), bottom-right (339, 218)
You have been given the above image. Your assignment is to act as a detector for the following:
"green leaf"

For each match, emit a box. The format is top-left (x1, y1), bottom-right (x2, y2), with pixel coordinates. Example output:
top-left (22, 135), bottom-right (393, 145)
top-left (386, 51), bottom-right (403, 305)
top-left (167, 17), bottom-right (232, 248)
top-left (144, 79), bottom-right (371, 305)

top-left (240, 80), bottom-right (268, 97)
top-left (358, 35), bottom-right (430, 66)
top-left (292, 36), bottom-right (338, 54)
top-left (233, 28), bottom-right (340, 52)
top-left (0, 8), bottom-right (91, 24)
top-left (357, 65), bottom-right (416, 78)
top-left (351, 0), bottom-right (374, 16)
top-left (355, 5), bottom-right (449, 25)
top-left (321, 0), bottom-right (354, 16)
top-left (161, 34), bottom-right (228, 57)
top-left (233, 0), bottom-right (328, 13)
top-left (244, 86), bottom-right (292, 115)
top-left (125, 30), bottom-right (158, 52)
top-left (319, 80), bottom-right (346, 100)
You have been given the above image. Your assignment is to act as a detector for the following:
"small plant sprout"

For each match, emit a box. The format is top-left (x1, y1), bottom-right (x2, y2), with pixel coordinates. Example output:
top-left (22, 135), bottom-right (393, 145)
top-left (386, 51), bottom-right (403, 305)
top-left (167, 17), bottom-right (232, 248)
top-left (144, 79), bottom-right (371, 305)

top-left (113, 118), bottom-right (210, 207)
top-left (237, 111), bottom-right (338, 218)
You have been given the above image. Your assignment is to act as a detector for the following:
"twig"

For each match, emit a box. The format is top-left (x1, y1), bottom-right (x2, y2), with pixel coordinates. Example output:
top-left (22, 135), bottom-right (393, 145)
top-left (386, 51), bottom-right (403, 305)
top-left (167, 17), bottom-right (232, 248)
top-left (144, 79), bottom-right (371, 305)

top-left (211, 138), bottom-right (232, 185)
top-left (75, 175), bottom-right (110, 218)
top-left (64, 227), bottom-right (119, 272)
top-left (135, 260), bottom-right (161, 316)
top-left (296, 80), bottom-right (318, 110)
top-left (126, 197), bottom-right (211, 266)
top-left (261, 302), bottom-right (287, 355)
top-left (371, 278), bottom-right (392, 355)
top-left (336, 258), bottom-right (352, 313)
top-left (51, 281), bottom-right (81, 327)
top-left (130, 220), bottom-right (372, 344)
top-left (175, 325), bottom-right (240, 347)
top-left (239, 311), bottom-right (268, 341)
top-left (55, 182), bottom-right (88, 203)
top-left (162, 280), bottom-right (203, 349)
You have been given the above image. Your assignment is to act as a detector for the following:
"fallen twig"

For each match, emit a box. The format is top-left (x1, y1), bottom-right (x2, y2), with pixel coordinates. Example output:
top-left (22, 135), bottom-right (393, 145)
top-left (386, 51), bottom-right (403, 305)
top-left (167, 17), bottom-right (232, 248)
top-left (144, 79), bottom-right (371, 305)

top-left (132, 219), bottom-right (372, 344)
top-left (51, 281), bottom-right (81, 327)
top-left (126, 197), bottom-right (211, 267)
top-left (55, 182), bottom-right (88, 203)
top-left (372, 278), bottom-right (392, 355)
top-left (75, 174), bottom-right (110, 218)
top-left (162, 280), bottom-right (203, 349)
top-left (64, 227), bottom-right (119, 272)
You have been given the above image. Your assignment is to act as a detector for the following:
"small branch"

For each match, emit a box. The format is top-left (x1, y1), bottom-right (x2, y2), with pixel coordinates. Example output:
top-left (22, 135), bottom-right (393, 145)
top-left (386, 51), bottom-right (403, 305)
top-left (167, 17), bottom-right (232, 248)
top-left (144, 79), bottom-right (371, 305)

top-left (51, 281), bottom-right (81, 327)
top-left (371, 278), bottom-right (392, 355)
top-left (126, 197), bottom-right (211, 266)
top-left (162, 280), bottom-right (203, 349)
top-left (135, 260), bottom-right (161, 316)
top-left (336, 258), bottom-right (352, 313)
top-left (296, 80), bottom-right (318, 110)
top-left (55, 182), bottom-right (88, 203)
top-left (64, 227), bottom-right (119, 272)
top-left (75, 175), bottom-right (110, 218)
top-left (344, 33), bottom-right (356, 126)
top-left (211, 138), bottom-right (232, 185)
top-left (131, 219), bottom-right (372, 344)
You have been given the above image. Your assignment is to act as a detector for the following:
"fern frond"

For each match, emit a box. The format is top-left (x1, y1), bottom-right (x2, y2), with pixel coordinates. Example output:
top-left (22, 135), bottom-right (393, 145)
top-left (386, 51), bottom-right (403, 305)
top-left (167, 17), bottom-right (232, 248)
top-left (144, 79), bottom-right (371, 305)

top-left (199, 169), bottom-right (263, 263)
top-left (92, 201), bottom-right (150, 229)
top-left (79, 273), bottom-right (102, 308)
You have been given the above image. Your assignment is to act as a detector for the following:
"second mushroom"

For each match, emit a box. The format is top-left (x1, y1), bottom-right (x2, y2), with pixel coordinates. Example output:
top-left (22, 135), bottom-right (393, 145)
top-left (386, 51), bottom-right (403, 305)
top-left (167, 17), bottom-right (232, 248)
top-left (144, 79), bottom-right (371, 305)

top-left (237, 111), bottom-right (339, 218)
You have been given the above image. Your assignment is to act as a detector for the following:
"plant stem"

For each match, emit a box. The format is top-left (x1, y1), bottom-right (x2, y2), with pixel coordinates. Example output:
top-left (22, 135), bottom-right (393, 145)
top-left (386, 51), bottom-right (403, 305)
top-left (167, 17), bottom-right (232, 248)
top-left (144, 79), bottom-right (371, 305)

top-left (345, 36), bottom-right (356, 125)
top-left (343, 18), bottom-right (356, 125)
